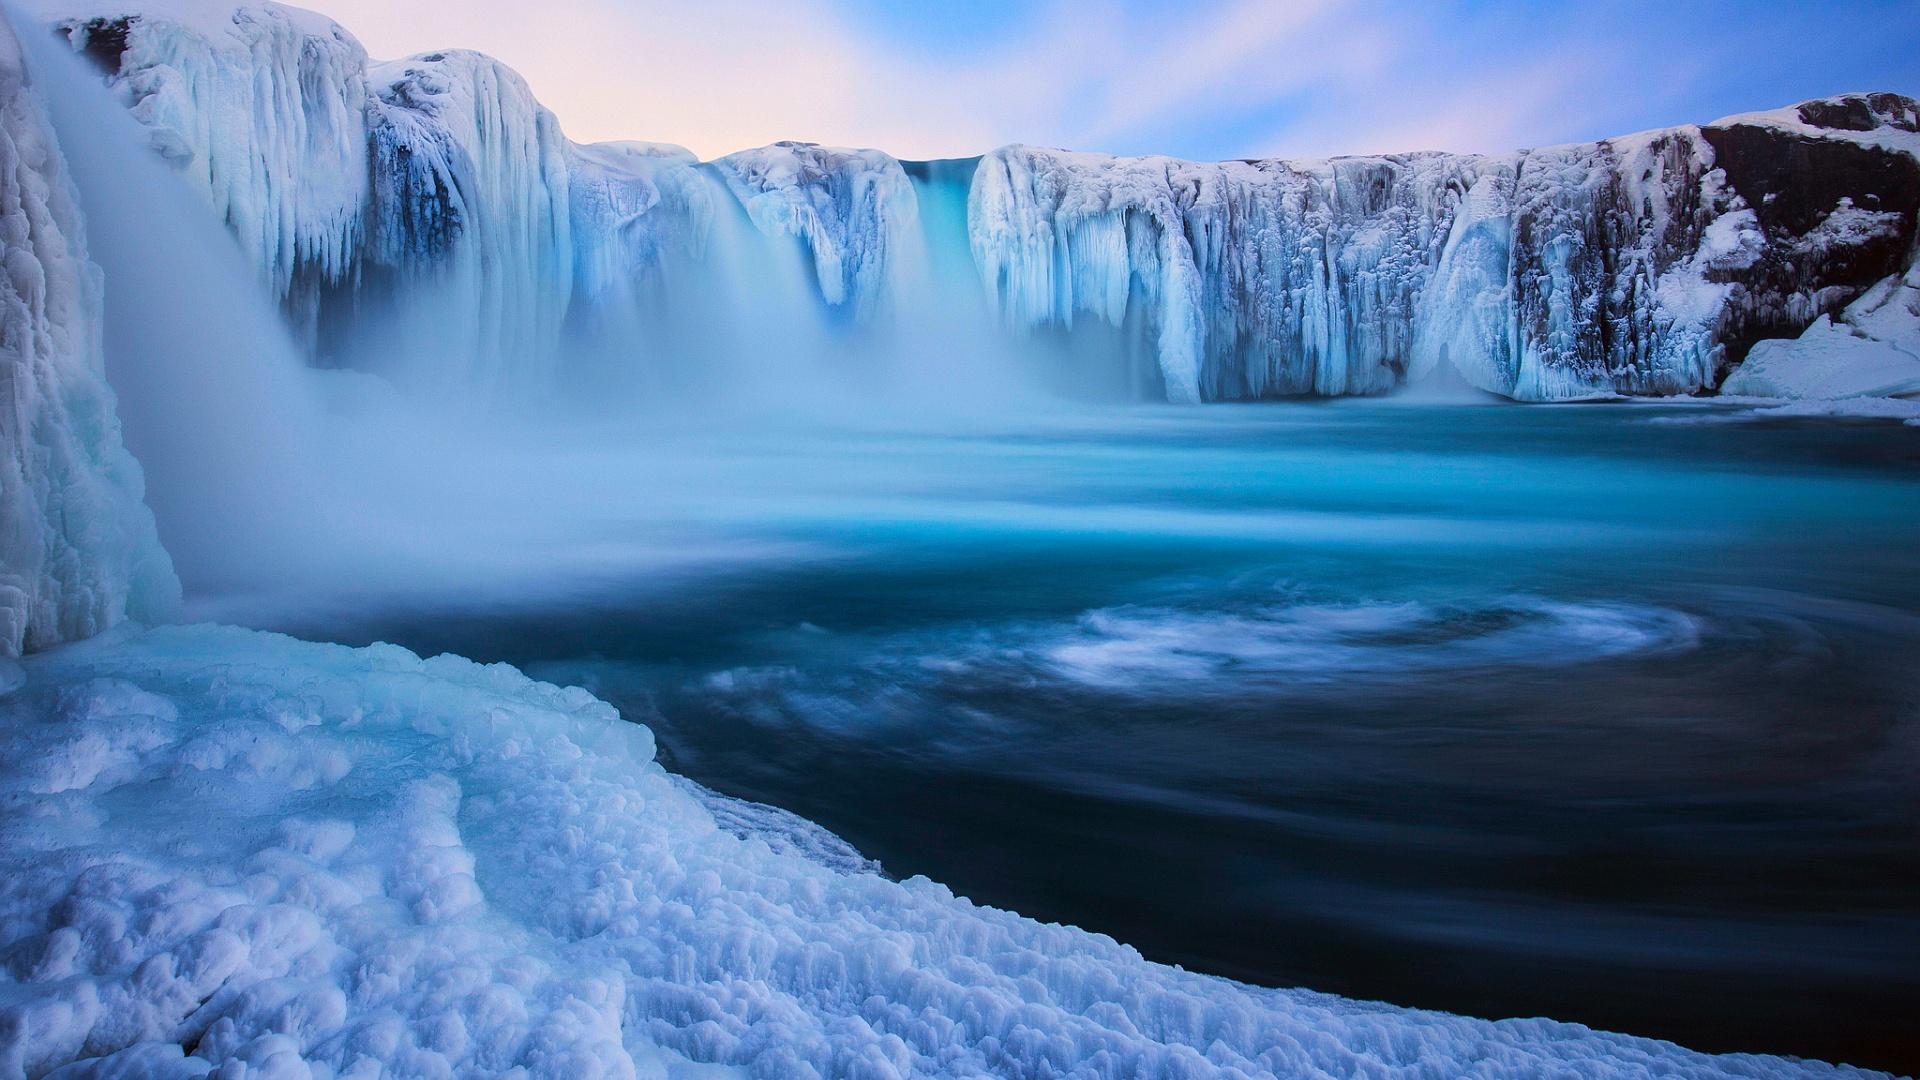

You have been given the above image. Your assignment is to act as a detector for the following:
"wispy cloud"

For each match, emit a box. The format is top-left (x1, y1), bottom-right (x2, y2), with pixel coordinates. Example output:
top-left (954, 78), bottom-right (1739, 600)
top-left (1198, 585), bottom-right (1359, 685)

top-left (300, 0), bottom-right (1920, 162)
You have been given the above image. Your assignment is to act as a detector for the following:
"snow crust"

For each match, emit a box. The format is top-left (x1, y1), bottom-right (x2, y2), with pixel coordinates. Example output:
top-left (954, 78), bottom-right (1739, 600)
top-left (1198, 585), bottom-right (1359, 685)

top-left (0, 14), bottom-right (176, 656)
top-left (0, 624), bottom-right (1888, 1079)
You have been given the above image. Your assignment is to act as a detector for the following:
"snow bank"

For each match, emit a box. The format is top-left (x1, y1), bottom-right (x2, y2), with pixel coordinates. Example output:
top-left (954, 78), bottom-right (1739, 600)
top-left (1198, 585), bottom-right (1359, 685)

top-left (1722, 264), bottom-right (1920, 399)
top-left (0, 13), bottom-right (176, 656)
top-left (0, 624), bottom-right (1886, 1078)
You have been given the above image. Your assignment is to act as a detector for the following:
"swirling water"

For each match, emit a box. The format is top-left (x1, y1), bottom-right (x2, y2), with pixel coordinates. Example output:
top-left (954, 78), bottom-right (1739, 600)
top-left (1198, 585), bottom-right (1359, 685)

top-left (261, 400), bottom-right (1920, 1071)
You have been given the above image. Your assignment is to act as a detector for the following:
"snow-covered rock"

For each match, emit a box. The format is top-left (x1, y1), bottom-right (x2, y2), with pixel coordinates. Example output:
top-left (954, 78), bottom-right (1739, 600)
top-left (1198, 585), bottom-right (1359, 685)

top-left (1722, 264), bottom-right (1920, 399)
top-left (1711, 96), bottom-right (1920, 407)
top-left (0, 623), bottom-right (1890, 1078)
top-left (0, 13), bottom-right (176, 656)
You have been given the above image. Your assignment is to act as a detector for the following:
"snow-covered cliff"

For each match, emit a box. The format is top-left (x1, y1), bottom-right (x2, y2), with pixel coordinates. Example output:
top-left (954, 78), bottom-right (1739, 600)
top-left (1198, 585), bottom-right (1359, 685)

top-left (0, 12), bottom-right (175, 657)
top-left (49, 4), bottom-right (368, 322)
top-left (974, 103), bottom-right (1920, 403)
top-left (34, 2), bottom-right (1920, 404)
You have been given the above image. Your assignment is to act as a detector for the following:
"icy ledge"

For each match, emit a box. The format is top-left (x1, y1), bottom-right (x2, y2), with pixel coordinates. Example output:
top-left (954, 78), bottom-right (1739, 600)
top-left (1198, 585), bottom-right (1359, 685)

top-left (0, 625), bottom-right (1886, 1079)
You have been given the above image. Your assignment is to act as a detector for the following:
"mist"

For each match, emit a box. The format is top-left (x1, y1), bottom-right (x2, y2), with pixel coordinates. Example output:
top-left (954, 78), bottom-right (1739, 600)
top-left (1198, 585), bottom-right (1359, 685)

top-left (16, 21), bottom-right (1115, 629)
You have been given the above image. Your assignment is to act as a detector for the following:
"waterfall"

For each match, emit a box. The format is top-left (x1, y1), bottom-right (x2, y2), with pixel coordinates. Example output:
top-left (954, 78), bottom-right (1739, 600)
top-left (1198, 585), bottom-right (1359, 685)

top-left (14, 10), bottom-right (329, 598)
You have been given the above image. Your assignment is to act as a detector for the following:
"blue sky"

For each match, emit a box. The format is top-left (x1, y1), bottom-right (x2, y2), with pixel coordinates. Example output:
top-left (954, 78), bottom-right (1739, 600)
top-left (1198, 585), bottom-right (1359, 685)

top-left (307, 0), bottom-right (1920, 161)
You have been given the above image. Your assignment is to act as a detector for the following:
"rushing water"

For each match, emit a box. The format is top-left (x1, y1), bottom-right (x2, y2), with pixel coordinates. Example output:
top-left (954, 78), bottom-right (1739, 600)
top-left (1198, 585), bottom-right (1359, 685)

top-left (256, 400), bottom-right (1920, 1072)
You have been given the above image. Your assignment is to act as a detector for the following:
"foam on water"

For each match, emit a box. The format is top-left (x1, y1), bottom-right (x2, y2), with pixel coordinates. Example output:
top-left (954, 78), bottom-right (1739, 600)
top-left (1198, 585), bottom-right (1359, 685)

top-left (1044, 598), bottom-right (1702, 690)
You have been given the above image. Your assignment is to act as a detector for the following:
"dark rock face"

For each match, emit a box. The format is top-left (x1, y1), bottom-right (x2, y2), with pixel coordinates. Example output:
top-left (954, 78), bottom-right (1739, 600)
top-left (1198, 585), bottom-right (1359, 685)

top-left (60, 17), bottom-right (135, 75)
top-left (1796, 93), bottom-right (1920, 134)
top-left (1703, 96), bottom-right (1920, 363)
top-left (1705, 126), bottom-right (1920, 235)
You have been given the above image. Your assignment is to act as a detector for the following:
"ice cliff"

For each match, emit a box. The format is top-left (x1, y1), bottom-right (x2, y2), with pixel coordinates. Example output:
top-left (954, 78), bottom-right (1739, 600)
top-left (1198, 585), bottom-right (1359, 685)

top-left (715, 142), bottom-right (925, 324)
top-left (37, 1), bottom-right (1920, 403)
top-left (973, 99), bottom-right (1920, 402)
top-left (50, 2), bottom-right (367, 324)
top-left (0, 12), bottom-right (174, 657)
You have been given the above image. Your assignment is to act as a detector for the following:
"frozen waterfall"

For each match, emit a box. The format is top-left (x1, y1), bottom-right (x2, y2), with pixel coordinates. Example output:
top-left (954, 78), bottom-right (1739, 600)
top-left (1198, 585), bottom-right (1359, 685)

top-left (27, 3), bottom-right (1920, 406)
top-left (0, 9), bottom-right (175, 656)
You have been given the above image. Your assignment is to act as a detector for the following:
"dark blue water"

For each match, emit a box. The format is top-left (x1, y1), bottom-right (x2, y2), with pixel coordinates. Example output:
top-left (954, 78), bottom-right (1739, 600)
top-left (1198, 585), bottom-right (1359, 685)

top-left (264, 401), bottom-right (1920, 1072)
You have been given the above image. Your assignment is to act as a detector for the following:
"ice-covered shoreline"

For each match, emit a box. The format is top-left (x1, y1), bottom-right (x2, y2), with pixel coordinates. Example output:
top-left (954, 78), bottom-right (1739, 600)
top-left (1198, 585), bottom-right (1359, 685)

top-left (0, 623), bottom-right (1894, 1079)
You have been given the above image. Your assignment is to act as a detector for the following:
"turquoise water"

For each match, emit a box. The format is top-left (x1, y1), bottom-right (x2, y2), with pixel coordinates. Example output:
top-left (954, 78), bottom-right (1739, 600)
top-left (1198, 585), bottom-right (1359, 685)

top-left (272, 400), bottom-right (1920, 1070)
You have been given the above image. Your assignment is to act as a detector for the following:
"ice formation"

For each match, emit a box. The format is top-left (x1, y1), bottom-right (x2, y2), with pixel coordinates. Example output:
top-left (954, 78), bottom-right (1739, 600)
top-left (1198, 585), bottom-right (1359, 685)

top-left (32, 1), bottom-right (1920, 404)
top-left (971, 106), bottom-right (1919, 403)
top-left (0, 13), bottom-right (175, 657)
top-left (714, 142), bottom-right (925, 323)
top-left (355, 49), bottom-right (575, 391)
top-left (39, 2), bottom-right (369, 322)
top-left (0, 623), bottom-right (1890, 1078)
